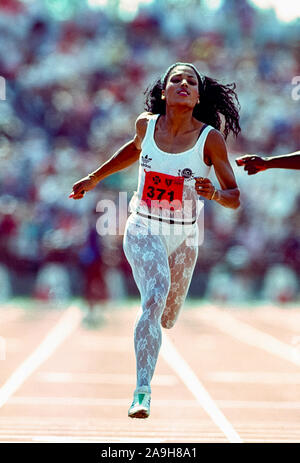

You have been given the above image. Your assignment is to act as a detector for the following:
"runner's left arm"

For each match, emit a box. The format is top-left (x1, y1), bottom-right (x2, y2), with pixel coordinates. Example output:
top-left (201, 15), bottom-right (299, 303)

top-left (195, 130), bottom-right (240, 209)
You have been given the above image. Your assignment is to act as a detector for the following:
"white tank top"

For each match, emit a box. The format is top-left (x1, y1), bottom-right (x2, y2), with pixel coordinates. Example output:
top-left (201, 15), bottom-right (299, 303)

top-left (129, 114), bottom-right (214, 223)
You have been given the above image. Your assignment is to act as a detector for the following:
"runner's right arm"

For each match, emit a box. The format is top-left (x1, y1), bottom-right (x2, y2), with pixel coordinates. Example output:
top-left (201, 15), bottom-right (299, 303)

top-left (69, 113), bottom-right (151, 200)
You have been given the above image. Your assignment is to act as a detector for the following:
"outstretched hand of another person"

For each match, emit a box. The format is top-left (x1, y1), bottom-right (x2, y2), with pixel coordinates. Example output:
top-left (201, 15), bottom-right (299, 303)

top-left (235, 155), bottom-right (267, 175)
top-left (69, 174), bottom-right (98, 200)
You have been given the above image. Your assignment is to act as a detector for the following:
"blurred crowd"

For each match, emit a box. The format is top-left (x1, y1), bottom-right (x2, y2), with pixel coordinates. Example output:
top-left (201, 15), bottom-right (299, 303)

top-left (0, 0), bottom-right (299, 305)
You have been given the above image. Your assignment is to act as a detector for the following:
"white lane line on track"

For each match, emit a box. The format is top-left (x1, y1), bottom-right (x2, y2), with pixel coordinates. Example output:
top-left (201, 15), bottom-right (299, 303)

top-left (0, 436), bottom-right (296, 443)
top-left (8, 396), bottom-right (300, 410)
top-left (217, 400), bottom-right (300, 409)
top-left (0, 427), bottom-right (296, 439)
top-left (0, 427), bottom-right (229, 435)
top-left (160, 333), bottom-right (243, 443)
top-left (0, 338), bottom-right (21, 354)
top-left (79, 336), bottom-right (133, 352)
top-left (0, 436), bottom-right (163, 443)
top-left (1, 420), bottom-right (299, 431)
top-left (36, 372), bottom-right (178, 386)
top-left (0, 310), bottom-right (22, 325)
top-left (200, 308), bottom-right (300, 366)
top-left (254, 309), bottom-right (300, 333)
top-left (7, 397), bottom-right (200, 406)
top-left (0, 306), bottom-right (83, 409)
top-left (32, 436), bottom-right (163, 443)
top-left (207, 371), bottom-right (300, 384)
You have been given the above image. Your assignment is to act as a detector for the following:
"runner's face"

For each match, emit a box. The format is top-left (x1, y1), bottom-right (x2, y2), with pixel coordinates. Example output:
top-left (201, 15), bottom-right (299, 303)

top-left (162, 66), bottom-right (200, 109)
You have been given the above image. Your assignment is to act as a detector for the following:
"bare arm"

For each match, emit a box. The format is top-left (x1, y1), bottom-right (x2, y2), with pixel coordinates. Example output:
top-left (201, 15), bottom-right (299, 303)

top-left (236, 151), bottom-right (300, 175)
top-left (195, 130), bottom-right (240, 209)
top-left (70, 113), bottom-right (151, 199)
top-left (88, 139), bottom-right (140, 183)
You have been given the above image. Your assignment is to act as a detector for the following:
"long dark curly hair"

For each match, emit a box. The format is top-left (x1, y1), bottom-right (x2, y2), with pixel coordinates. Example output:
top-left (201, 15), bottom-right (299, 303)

top-left (144, 62), bottom-right (241, 139)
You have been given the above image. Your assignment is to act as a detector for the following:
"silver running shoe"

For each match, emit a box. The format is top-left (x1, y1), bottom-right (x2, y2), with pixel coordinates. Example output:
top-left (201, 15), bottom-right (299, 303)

top-left (128, 387), bottom-right (151, 419)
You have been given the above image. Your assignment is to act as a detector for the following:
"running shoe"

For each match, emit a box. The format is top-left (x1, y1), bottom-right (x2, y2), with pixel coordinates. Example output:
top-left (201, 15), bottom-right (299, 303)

top-left (128, 386), bottom-right (151, 419)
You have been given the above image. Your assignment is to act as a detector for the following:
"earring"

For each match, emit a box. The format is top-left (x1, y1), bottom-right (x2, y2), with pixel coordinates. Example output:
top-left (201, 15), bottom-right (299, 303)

top-left (161, 94), bottom-right (165, 100)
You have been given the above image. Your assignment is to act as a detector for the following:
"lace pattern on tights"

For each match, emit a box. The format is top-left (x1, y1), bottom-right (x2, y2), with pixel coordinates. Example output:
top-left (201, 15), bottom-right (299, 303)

top-left (123, 214), bottom-right (198, 392)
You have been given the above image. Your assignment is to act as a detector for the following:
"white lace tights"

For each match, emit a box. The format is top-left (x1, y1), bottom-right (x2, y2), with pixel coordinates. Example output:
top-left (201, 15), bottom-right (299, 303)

top-left (123, 214), bottom-right (198, 392)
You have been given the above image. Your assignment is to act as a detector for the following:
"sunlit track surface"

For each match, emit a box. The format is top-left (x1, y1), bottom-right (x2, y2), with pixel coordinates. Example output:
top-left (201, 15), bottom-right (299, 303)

top-left (0, 301), bottom-right (300, 443)
top-left (0, 417), bottom-right (299, 443)
top-left (0, 417), bottom-right (227, 443)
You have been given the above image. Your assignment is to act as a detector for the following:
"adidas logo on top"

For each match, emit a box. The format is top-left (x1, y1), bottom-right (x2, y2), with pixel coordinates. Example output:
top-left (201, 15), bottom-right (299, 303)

top-left (141, 154), bottom-right (152, 168)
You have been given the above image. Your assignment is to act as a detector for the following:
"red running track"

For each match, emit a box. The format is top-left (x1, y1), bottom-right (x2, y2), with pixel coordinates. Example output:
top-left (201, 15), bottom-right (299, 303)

top-left (0, 301), bottom-right (299, 443)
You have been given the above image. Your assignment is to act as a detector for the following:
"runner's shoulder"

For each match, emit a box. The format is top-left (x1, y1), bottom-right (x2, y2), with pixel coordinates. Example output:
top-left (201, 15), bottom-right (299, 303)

top-left (133, 112), bottom-right (154, 149)
top-left (206, 127), bottom-right (225, 145)
top-left (135, 112), bottom-right (154, 137)
top-left (205, 128), bottom-right (227, 153)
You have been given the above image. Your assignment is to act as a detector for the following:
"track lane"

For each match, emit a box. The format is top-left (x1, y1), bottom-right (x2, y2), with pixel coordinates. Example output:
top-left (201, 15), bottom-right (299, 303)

top-left (0, 302), bottom-right (299, 442)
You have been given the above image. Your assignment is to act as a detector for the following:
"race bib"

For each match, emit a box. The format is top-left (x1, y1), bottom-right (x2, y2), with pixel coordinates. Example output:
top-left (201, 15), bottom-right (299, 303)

top-left (141, 170), bottom-right (184, 210)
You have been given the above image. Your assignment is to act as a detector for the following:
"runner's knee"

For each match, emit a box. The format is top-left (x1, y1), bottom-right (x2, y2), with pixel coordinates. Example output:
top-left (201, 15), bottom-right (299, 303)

top-left (161, 316), bottom-right (176, 329)
top-left (160, 297), bottom-right (183, 329)
top-left (143, 289), bottom-right (168, 319)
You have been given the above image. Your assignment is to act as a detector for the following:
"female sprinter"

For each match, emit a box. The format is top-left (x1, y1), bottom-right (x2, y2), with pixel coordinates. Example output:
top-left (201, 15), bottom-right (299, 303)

top-left (70, 62), bottom-right (241, 419)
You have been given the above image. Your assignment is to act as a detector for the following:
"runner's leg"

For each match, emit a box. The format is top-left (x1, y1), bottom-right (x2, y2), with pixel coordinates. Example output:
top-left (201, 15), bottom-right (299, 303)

top-left (161, 229), bottom-right (198, 329)
top-left (123, 219), bottom-right (171, 392)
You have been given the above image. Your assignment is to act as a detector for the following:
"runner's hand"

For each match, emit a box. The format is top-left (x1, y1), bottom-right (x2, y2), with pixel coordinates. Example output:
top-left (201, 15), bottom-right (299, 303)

top-left (69, 175), bottom-right (98, 200)
top-left (195, 177), bottom-right (215, 200)
top-left (236, 155), bottom-right (267, 175)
